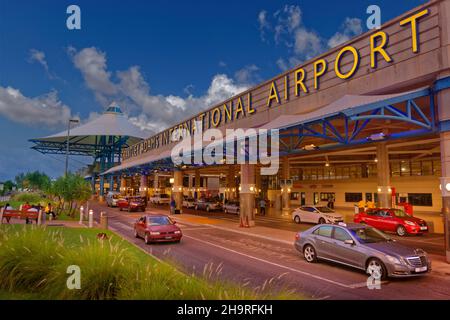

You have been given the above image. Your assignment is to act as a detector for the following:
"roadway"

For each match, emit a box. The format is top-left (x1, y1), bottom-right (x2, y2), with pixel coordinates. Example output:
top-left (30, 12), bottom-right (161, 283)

top-left (90, 202), bottom-right (450, 300)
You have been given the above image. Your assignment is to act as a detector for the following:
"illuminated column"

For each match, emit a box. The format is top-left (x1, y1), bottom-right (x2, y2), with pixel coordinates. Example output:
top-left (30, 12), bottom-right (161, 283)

top-left (108, 175), bottom-right (114, 192)
top-left (281, 157), bottom-right (291, 216)
top-left (239, 164), bottom-right (255, 227)
top-left (376, 142), bottom-right (391, 208)
top-left (153, 173), bottom-right (159, 194)
top-left (120, 176), bottom-right (127, 195)
top-left (99, 176), bottom-right (105, 202)
top-left (228, 166), bottom-right (236, 200)
top-left (437, 70), bottom-right (450, 262)
top-left (195, 169), bottom-right (200, 199)
top-left (173, 169), bottom-right (183, 212)
top-left (139, 174), bottom-right (148, 198)
top-left (255, 166), bottom-right (261, 197)
top-left (188, 174), bottom-right (193, 197)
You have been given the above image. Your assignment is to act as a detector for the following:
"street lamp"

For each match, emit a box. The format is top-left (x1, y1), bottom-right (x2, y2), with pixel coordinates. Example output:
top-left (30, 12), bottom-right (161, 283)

top-left (65, 118), bottom-right (79, 176)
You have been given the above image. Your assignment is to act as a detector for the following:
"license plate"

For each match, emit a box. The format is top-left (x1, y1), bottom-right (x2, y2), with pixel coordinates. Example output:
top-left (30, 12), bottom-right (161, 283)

top-left (165, 236), bottom-right (172, 239)
top-left (420, 226), bottom-right (427, 230)
top-left (415, 266), bottom-right (427, 272)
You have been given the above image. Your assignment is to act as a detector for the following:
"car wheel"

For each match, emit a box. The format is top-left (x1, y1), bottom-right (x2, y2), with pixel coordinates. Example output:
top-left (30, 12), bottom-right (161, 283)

top-left (134, 228), bottom-right (139, 238)
top-left (224, 208), bottom-right (227, 214)
top-left (303, 245), bottom-right (317, 263)
top-left (206, 206), bottom-right (210, 212)
top-left (195, 205), bottom-right (198, 210)
top-left (396, 225), bottom-right (407, 236)
top-left (294, 215), bottom-right (301, 224)
top-left (318, 217), bottom-right (326, 224)
top-left (144, 233), bottom-right (151, 244)
top-left (366, 258), bottom-right (387, 280)
top-left (128, 207), bottom-right (131, 212)
top-left (119, 207), bottom-right (122, 211)
top-left (236, 209), bottom-right (240, 215)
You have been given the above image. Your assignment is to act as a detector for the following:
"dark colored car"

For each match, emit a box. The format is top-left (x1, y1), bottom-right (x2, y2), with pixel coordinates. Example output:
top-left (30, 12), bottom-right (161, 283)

top-left (118, 196), bottom-right (146, 212)
top-left (354, 208), bottom-right (428, 236)
top-left (295, 223), bottom-right (431, 279)
top-left (194, 197), bottom-right (222, 212)
top-left (134, 214), bottom-right (182, 244)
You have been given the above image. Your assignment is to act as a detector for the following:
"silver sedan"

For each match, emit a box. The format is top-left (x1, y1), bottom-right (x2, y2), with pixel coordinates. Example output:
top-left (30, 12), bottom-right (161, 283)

top-left (294, 223), bottom-right (431, 279)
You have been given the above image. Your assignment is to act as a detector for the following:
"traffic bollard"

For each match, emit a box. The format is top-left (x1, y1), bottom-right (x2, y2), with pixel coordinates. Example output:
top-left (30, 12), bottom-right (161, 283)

top-left (88, 209), bottom-right (94, 228)
top-left (100, 211), bottom-right (108, 230)
top-left (37, 209), bottom-right (42, 226)
top-left (79, 206), bottom-right (84, 225)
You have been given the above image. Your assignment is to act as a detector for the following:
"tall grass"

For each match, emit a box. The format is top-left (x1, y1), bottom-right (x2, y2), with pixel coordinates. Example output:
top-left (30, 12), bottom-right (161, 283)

top-left (0, 226), bottom-right (300, 300)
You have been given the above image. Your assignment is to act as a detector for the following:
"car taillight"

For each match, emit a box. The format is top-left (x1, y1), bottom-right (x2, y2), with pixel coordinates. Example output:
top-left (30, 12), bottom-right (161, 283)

top-left (295, 233), bottom-right (300, 241)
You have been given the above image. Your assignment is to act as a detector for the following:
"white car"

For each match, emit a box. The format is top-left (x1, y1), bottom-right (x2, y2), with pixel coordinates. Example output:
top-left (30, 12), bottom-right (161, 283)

top-left (149, 194), bottom-right (171, 205)
top-left (292, 205), bottom-right (344, 224)
top-left (182, 196), bottom-right (196, 208)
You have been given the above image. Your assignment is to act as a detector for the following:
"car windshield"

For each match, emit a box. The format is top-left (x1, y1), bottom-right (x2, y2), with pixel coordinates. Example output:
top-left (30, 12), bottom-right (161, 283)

top-left (316, 207), bottom-right (334, 213)
top-left (350, 227), bottom-right (391, 243)
top-left (147, 216), bottom-right (172, 226)
top-left (392, 209), bottom-right (408, 217)
top-left (112, 194), bottom-right (120, 199)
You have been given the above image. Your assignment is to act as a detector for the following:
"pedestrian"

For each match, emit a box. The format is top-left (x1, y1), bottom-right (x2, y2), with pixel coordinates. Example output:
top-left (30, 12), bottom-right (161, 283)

top-left (45, 203), bottom-right (56, 219)
top-left (170, 198), bottom-right (176, 214)
top-left (357, 199), bottom-right (366, 213)
top-left (327, 196), bottom-right (333, 209)
top-left (2, 203), bottom-right (13, 224)
top-left (22, 201), bottom-right (32, 224)
top-left (259, 198), bottom-right (266, 216)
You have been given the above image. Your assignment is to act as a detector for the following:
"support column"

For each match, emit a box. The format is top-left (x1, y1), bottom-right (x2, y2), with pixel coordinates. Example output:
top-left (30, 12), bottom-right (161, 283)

top-left (99, 176), bottom-right (105, 202)
top-left (90, 175), bottom-right (96, 195)
top-left (437, 73), bottom-right (450, 263)
top-left (228, 166), bottom-right (236, 200)
top-left (239, 164), bottom-right (255, 227)
top-left (195, 169), bottom-right (200, 199)
top-left (281, 157), bottom-right (291, 216)
top-left (376, 142), bottom-right (391, 208)
top-left (153, 173), bottom-right (159, 194)
top-left (188, 174), bottom-right (193, 197)
top-left (173, 169), bottom-right (183, 213)
top-left (108, 175), bottom-right (114, 192)
top-left (140, 174), bottom-right (148, 198)
top-left (120, 176), bottom-right (127, 195)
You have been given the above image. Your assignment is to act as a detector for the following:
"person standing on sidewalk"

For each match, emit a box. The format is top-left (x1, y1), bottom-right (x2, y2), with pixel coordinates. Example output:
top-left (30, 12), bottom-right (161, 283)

top-left (259, 198), bottom-right (266, 216)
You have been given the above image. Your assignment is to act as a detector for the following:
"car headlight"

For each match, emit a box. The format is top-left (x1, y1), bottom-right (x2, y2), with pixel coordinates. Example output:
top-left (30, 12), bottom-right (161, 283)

top-left (386, 255), bottom-right (402, 265)
top-left (405, 220), bottom-right (416, 226)
top-left (149, 232), bottom-right (160, 235)
top-left (174, 230), bottom-right (181, 234)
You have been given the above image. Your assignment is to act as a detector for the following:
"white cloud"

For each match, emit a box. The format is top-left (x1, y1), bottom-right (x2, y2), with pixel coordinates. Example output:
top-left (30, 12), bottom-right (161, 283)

top-left (70, 47), bottom-right (250, 134)
top-left (328, 17), bottom-right (363, 48)
top-left (0, 86), bottom-right (75, 128)
top-left (234, 64), bottom-right (260, 85)
top-left (71, 47), bottom-right (117, 105)
top-left (258, 6), bottom-right (363, 70)
top-left (28, 49), bottom-right (49, 73)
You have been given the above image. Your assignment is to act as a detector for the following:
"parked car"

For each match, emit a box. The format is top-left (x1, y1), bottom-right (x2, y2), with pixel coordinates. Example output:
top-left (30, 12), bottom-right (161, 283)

top-left (106, 191), bottom-right (121, 207)
top-left (295, 223), bottom-right (431, 279)
top-left (134, 214), bottom-right (182, 244)
top-left (223, 201), bottom-right (240, 214)
top-left (354, 208), bottom-right (428, 236)
top-left (194, 198), bottom-right (222, 212)
top-left (182, 196), bottom-right (196, 208)
top-left (292, 205), bottom-right (344, 224)
top-left (117, 196), bottom-right (146, 212)
top-left (149, 193), bottom-right (171, 205)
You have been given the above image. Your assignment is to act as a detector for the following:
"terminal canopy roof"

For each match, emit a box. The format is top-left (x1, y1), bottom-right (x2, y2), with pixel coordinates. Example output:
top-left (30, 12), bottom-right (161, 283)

top-left (101, 86), bottom-right (435, 175)
top-left (30, 105), bottom-right (147, 156)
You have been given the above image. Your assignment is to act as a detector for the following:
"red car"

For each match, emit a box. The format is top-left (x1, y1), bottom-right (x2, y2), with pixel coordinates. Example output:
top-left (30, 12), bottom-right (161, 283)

top-left (354, 208), bottom-right (428, 236)
top-left (134, 214), bottom-right (182, 244)
top-left (117, 196), bottom-right (146, 212)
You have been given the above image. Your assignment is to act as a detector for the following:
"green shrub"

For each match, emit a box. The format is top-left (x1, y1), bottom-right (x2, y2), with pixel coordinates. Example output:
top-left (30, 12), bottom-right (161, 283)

top-left (48, 237), bottom-right (138, 300)
top-left (12, 193), bottom-right (45, 204)
top-left (0, 226), bottom-right (64, 293)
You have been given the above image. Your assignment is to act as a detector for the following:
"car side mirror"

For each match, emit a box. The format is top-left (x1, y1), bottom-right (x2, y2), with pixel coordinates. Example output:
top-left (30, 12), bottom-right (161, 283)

top-left (344, 239), bottom-right (355, 245)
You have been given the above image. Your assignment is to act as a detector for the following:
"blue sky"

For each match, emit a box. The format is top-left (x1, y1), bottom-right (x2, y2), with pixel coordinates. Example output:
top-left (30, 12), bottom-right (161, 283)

top-left (0, 0), bottom-right (427, 181)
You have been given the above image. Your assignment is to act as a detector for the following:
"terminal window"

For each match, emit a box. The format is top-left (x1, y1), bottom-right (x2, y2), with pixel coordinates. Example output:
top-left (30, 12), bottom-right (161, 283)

top-left (408, 193), bottom-right (433, 207)
top-left (345, 192), bottom-right (363, 202)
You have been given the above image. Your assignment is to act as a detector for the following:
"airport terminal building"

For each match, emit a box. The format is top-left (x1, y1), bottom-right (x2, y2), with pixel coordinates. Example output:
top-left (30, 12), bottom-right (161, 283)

top-left (101, 0), bottom-right (450, 261)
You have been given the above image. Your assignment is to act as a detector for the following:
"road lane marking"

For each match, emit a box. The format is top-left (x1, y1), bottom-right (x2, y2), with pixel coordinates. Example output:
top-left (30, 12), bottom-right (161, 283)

top-left (184, 234), bottom-right (358, 289)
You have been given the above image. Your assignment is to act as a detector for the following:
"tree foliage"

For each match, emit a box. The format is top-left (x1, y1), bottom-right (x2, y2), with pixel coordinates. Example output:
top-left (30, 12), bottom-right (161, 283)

top-left (50, 173), bottom-right (92, 216)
